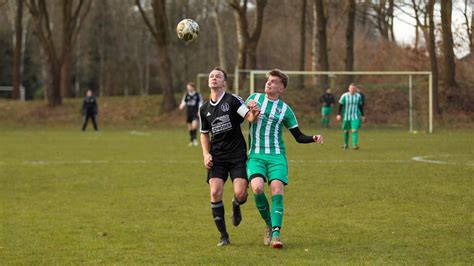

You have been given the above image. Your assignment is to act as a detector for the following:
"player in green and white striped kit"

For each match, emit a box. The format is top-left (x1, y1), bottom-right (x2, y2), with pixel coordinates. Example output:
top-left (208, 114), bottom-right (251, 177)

top-left (244, 69), bottom-right (323, 249)
top-left (336, 83), bottom-right (365, 149)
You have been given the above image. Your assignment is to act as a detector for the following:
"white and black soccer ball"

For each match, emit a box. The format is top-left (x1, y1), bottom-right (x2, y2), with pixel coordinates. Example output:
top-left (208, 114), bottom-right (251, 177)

top-left (176, 19), bottom-right (199, 42)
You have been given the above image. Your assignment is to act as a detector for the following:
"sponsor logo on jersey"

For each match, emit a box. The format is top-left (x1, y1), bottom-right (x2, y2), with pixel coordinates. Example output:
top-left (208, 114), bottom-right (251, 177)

top-left (211, 115), bottom-right (232, 135)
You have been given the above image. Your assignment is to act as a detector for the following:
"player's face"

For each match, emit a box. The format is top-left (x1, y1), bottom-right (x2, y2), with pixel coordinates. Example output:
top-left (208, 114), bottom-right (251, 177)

top-left (208, 70), bottom-right (226, 89)
top-left (348, 85), bottom-right (356, 94)
top-left (186, 85), bottom-right (195, 93)
top-left (265, 75), bottom-right (285, 97)
top-left (86, 90), bottom-right (92, 97)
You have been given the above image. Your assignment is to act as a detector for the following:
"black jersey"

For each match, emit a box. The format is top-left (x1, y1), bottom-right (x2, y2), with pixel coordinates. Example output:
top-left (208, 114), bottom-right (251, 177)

top-left (181, 91), bottom-right (202, 116)
top-left (82, 96), bottom-right (98, 114)
top-left (320, 93), bottom-right (335, 107)
top-left (200, 92), bottom-right (249, 160)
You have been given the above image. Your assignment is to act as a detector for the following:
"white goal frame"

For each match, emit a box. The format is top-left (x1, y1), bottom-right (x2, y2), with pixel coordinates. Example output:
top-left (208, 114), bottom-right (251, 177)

top-left (248, 70), bottom-right (433, 133)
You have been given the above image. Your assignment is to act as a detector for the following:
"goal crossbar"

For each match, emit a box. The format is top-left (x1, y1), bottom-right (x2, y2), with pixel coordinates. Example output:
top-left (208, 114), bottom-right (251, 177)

top-left (248, 70), bottom-right (433, 133)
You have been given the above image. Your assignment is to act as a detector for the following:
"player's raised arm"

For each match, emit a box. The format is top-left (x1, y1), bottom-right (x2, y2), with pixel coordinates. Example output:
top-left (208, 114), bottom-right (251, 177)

top-left (289, 127), bottom-right (323, 144)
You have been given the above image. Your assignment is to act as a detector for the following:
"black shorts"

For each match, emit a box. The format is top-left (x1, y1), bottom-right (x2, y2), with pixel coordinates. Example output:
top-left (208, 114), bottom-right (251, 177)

top-left (207, 156), bottom-right (248, 183)
top-left (186, 113), bottom-right (198, 123)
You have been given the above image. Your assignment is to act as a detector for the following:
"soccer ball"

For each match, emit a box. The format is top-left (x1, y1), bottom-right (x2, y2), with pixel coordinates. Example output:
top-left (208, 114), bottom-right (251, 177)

top-left (176, 19), bottom-right (199, 42)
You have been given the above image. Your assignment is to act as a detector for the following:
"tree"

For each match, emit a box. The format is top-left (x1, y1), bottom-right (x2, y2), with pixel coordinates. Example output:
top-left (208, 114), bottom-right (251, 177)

top-left (136, 0), bottom-right (176, 112)
top-left (427, 0), bottom-right (440, 113)
top-left (440, 0), bottom-right (458, 99)
top-left (27, 0), bottom-right (92, 106)
top-left (313, 0), bottom-right (329, 89)
top-left (344, 0), bottom-right (356, 87)
top-left (298, 0), bottom-right (307, 88)
top-left (228, 0), bottom-right (267, 71)
top-left (213, 0), bottom-right (227, 70)
top-left (11, 0), bottom-right (25, 100)
top-left (461, 0), bottom-right (473, 54)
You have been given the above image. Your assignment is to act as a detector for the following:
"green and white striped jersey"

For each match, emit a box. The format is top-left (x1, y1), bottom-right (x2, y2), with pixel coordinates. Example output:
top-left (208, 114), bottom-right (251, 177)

top-left (339, 92), bottom-right (363, 121)
top-left (245, 93), bottom-right (298, 155)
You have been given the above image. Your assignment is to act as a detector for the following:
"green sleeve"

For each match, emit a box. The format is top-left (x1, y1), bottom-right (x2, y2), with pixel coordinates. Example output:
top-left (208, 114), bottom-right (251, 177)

top-left (245, 93), bottom-right (257, 104)
top-left (283, 105), bottom-right (298, 129)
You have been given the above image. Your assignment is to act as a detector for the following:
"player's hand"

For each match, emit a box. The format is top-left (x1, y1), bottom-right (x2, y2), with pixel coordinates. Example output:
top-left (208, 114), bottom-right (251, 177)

top-left (361, 116), bottom-right (366, 123)
top-left (203, 153), bottom-right (213, 169)
top-left (313, 135), bottom-right (323, 144)
top-left (336, 115), bottom-right (341, 121)
top-left (246, 99), bottom-right (259, 111)
top-left (179, 102), bottom-right (185, 110)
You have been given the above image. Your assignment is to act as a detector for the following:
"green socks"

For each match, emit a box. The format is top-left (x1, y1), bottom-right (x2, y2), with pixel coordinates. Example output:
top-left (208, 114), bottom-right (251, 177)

top-left (352, 130), bottom-right (358, 147)
top-left (271, 194), bottom-right (284, 237)
top-left (254, 193), bottom-right (272, 227)
top-left (343, 131), bottom-right (349, 146)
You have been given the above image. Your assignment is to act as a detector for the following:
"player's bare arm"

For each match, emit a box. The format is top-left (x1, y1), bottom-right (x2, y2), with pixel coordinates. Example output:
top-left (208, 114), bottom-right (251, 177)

top-left (200, 133), bottom-right (213, 169)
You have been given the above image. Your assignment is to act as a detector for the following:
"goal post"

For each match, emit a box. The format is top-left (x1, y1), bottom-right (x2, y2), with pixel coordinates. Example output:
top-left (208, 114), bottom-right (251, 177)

top-left (248, 70), bottom-right (433, 133)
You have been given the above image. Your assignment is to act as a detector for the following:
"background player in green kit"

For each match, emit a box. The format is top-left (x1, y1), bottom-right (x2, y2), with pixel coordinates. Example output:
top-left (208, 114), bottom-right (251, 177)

top-left (245, 69), bottom-right (323, 249)
top-left (336, 83), bottom-right (365, 149)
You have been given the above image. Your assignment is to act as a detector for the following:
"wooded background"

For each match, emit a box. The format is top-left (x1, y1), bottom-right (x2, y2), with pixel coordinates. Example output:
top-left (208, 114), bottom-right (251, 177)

top-left (0, 0), bottom-right (472, 114)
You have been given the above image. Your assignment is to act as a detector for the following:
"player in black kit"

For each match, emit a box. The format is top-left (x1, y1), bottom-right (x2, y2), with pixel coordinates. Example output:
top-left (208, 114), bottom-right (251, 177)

top-left (81, 89), bottom-right (98, 131)
top-left (200, 67), bottom-right (260, 246)
top-left (179, 82), bottom-right (203, 146)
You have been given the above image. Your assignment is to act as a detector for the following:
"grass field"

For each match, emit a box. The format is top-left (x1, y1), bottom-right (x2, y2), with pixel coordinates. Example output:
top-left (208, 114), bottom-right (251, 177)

top-left (0, 127), bottom-right (472, 264)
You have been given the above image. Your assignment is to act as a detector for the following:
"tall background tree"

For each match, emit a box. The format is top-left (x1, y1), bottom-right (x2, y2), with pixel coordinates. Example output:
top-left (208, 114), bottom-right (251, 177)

top-left (27, 0), bottom-right (92, 106)
top-left (313, 0), bottom-right (329, 90)
top-left (229, 0), bottom-right (267, 71)
top-left (440, 0), bottom-right (458, 101)
top-left (136, 0), bottom-right (176, 112)
top-left (344, 0), bottom-right (356, 87)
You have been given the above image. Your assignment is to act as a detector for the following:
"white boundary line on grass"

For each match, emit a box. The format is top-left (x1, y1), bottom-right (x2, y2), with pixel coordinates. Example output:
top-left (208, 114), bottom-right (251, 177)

top-left (129, 131), bottom-right (151, 136)
top-left (411, 154), bottom-right (474, 166)
top-left (0, 156), bottom-right (471, 166)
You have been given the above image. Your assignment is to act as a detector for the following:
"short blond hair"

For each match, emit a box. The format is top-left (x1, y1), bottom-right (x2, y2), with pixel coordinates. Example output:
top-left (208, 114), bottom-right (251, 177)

top-left (267, 69), bottom-right (289, 88)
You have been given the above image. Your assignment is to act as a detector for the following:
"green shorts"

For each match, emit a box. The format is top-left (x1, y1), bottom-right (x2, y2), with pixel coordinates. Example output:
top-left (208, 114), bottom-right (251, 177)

top-left (342, 119), bottom-right (361, 130)
top-left (247, 153), bottom-right (288, 185)
top-left (321, 106), bottom-right (332, 116)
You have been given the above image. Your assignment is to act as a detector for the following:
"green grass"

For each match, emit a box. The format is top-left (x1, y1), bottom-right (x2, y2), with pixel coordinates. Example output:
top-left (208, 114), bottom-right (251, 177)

top-left (0, 127), bottom-right (472, 264)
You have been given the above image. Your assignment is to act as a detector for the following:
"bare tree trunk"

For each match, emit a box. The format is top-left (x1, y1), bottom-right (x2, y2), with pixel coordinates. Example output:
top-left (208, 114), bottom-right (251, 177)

top-left (462, 0), bottom-right (473, 54)
top-left (298, 0), bottom-right (307, 89)
top-left (136, 0), bottom-right (176, 112)
top-left (344, 0), bottom-right (356, 88)
top-left (471, 0), bottom-right (474, 53)
top-left (27, 0), bottom-right (92, 106)
top-left (440, 0), bottom-right (458, 100)
top-left (388, 0), bottom-right (395, 42)
top-left (12, 0), bottom-right (24, 100)
top-left (428, 0), bottom-right (440, 114)
top-left (229, 0), bottom-right (267, 86)
top-left (314, 0), bottom-right (329, 90)
top-left (213, 0), bottom-right (227, 70)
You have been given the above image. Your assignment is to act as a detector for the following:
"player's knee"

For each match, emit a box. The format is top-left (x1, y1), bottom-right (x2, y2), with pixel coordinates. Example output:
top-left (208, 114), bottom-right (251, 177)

top-left (235, 190), bottom-right (248, 203)
top-left (343, 130), bottom-right (348, 133)
top-left (252, 185), bottom-right (264, 194)
top-left (352, 129), bottom-right (357, 133)
top-left (210, 189), bottom-right (223, 201)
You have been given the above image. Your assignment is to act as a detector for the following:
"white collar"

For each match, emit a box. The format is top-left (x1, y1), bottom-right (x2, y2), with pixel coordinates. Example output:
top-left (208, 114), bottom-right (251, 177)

top-left (210, 91), bottom-right (226, 106)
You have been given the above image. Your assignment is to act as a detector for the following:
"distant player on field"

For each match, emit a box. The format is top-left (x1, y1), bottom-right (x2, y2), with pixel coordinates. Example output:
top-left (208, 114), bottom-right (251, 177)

top-left (319, 88), bottom-right (336, 128)
top-left (199, 67), bottom-right (260, 246)
top-left (81, 89), bottom-right (98, 131)
top-left (336, 83), bottom-right (365, 149)
top-left (245, 69), bottom-right (323, 249)
top-left (179, 82), bottom-right (203, 146)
